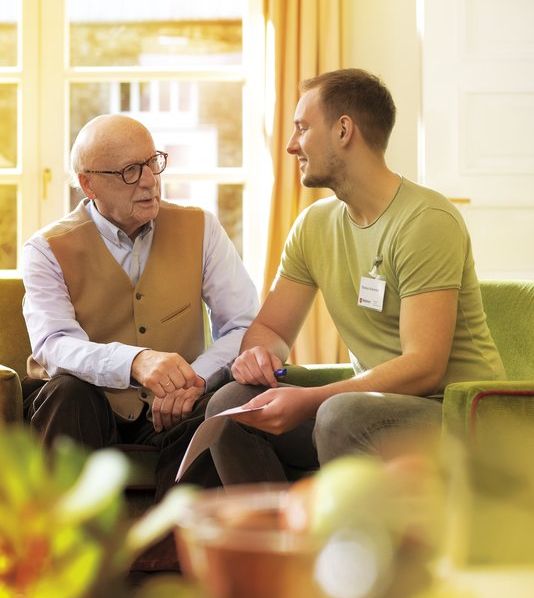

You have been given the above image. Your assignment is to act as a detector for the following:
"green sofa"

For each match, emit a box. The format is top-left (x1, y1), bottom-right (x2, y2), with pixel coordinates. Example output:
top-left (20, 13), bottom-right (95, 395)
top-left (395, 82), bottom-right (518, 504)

top-left (3, 275), bottom-right (534, 434)
top-left (2, 275), bottom-right (534, 458)
top-left (443, 280), bottom-right (534, 438)
top-left (2, 276), bottom-right (534, 565)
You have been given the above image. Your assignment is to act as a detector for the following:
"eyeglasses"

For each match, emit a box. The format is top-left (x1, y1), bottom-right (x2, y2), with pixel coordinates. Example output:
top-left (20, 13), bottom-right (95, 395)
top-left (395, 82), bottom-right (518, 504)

top-left (84, 151), bottom-right (168, 184)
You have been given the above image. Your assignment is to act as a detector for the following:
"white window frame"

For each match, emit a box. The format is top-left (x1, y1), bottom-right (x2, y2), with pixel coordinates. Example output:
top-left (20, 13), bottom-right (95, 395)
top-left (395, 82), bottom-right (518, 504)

top-left (30, 0), bottom-right (269, 290)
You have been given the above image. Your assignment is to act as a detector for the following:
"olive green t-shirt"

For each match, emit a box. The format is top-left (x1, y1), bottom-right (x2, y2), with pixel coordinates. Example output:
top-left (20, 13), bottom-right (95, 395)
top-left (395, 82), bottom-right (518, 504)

top-left (279, 178), bottom-right (505, 391)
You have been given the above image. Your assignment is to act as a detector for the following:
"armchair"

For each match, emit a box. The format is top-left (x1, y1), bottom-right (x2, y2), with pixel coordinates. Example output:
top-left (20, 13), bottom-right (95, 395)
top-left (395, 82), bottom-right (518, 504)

top-left (442, 280), bottom-right (534, 438)
top-left (442, 280), bottom-right (534, 567)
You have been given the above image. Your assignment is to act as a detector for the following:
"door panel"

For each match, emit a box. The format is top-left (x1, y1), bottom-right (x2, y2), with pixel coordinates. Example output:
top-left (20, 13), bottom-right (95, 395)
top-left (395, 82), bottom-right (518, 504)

top-left (423, 0), bottom-right (534, 279)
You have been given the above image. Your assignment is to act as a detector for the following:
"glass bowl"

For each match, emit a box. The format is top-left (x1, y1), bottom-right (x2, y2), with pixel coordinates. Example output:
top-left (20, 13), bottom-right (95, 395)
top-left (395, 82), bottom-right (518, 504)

top-left (174, 483), bottom-right (327, 598)
top-left (173, 483), bottom-right (401, 598)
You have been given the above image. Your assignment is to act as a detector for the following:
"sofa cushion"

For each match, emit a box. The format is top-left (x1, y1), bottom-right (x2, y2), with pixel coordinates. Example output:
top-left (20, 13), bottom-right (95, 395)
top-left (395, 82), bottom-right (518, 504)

top-left (480, 280), bottom-right (534, 380)
top-left (0, 365), bottom-right (23, 422)
top-left (0, 277), bottom-right (31, 379)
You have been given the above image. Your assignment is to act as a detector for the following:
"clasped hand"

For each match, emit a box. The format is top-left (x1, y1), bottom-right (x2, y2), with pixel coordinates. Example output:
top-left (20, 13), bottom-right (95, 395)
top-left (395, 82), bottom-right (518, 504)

top-left (131, 349), bottom-right (205, 432)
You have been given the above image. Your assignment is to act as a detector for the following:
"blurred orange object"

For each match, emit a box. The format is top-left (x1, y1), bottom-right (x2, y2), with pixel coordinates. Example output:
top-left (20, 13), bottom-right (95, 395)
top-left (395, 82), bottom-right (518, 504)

top-left (174, 484), bottom-right (325, 598)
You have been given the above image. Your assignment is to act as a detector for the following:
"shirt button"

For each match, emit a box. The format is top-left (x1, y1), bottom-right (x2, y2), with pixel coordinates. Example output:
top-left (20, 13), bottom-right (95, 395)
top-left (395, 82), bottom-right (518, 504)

top-left (139, 326), bottom-right (146, 333)
top-left (135, 292), bottom-right (142, 300)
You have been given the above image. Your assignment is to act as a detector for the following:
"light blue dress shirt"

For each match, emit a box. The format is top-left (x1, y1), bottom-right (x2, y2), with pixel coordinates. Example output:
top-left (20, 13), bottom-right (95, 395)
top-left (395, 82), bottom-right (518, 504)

top-left (22, 200), bottom-right (259, 391)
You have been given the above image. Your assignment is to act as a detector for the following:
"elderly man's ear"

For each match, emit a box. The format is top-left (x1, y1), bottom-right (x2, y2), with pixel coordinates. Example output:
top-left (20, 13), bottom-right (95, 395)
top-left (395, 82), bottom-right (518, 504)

top-left (78, 173), bottom-right (96, 200)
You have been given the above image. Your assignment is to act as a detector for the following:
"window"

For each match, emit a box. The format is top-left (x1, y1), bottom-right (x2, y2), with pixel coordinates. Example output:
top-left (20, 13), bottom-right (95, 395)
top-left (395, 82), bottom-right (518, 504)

top-left (0, 0), bottom-right (268, 288)
top-left (0, 4), bottom-right (20, 269)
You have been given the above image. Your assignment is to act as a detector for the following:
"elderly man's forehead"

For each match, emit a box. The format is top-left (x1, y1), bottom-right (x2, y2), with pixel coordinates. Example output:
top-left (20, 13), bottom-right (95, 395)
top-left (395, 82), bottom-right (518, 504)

top-left (87, 116), bottom-right (151, 145)
top-left (77, 115), bottom-right (154, 164)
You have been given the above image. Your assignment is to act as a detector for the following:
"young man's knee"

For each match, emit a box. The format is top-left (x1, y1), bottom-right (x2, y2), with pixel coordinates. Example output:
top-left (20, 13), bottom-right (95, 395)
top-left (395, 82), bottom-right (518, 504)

top-left (206, 382), bottom-right (268, 418)
top-left (316, 392), bottom-right (357, 429)
top-left (206, 381), bottom-right (245, 417)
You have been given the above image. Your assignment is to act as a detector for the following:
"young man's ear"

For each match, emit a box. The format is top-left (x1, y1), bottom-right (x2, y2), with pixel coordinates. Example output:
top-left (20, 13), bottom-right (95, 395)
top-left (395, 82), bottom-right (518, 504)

top-left (78, 173), bottom-right (96, 199)
top-left (337, 115), bottom-right (354, 146)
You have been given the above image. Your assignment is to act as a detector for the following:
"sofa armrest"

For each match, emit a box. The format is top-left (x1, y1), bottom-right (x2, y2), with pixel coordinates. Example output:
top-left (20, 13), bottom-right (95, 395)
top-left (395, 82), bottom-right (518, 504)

top-left (283, 363), bottom-right (354, 387)
top-left (443, 380), bottom-right (534, 440)
top-left (443, 380), bottom-right (534, 566)
top-left (0, 364), bottom-right (24, 422)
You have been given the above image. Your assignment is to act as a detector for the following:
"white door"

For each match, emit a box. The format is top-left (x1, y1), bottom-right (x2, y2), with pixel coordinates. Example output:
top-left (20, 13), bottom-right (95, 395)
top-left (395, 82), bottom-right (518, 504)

top-left (422, 0), bottom-right (534, 279)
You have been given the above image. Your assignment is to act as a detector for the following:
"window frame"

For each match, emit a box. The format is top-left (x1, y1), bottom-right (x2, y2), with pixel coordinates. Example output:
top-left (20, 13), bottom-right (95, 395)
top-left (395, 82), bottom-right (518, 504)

top-left (0, 0), bottom-right (269, 289)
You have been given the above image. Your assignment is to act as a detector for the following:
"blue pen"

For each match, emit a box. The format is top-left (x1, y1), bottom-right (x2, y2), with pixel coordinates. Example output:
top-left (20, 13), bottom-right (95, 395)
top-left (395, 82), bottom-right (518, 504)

top-left (274, 368), bottom-right (287, 377)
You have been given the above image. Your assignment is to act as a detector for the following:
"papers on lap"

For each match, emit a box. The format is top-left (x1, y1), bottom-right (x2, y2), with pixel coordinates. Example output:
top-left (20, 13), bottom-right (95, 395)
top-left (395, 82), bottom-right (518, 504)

top-left (175, 404), bottom-right (265, 482)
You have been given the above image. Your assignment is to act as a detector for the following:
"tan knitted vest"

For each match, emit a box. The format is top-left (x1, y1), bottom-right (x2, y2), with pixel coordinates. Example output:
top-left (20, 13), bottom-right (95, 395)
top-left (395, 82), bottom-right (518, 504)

top-left (27, 200), bottom-right (205, 420)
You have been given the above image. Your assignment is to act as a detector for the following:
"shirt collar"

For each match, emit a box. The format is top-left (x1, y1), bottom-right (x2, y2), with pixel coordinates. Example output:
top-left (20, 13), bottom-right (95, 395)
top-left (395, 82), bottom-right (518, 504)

top-left (85, 199), bottom-right (153, 247)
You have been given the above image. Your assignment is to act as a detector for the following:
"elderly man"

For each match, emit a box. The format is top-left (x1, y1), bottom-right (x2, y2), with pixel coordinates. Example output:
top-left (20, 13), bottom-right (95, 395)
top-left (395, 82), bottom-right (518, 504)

top-left (22, 114), bottom-right (258, 498)
top-left (206, 68), bottom-right (505, 484)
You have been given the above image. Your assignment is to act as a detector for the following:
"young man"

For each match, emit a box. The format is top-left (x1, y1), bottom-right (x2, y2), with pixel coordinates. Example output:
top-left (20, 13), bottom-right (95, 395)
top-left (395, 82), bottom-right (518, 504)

top-left (206, 68), bottom-right (505, 484)
top-left (22, 114), bottom-right (259, 497)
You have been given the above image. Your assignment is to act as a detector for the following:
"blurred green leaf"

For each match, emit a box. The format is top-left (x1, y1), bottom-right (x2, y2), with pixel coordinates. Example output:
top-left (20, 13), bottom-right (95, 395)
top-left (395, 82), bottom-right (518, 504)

top-left (125, 485), bottom-right (199, 559)
top-left (50, 437), bottom-right (90, 493)
top-left (0, 428), bottom-right (47, 507)
top-left (56, 449), bottom-right (130, 525)
top-left (0, 427), bottom-right (134, 596)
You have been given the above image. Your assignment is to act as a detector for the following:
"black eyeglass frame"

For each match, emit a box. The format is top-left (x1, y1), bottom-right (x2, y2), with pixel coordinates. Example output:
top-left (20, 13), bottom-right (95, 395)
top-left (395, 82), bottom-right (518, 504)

top-left (83, 151), bottom-right (168, 184)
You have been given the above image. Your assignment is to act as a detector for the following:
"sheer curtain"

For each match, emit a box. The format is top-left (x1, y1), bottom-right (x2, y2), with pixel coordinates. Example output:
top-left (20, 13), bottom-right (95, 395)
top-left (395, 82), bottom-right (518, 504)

top-left (262, 0), bottom-right (349, 364)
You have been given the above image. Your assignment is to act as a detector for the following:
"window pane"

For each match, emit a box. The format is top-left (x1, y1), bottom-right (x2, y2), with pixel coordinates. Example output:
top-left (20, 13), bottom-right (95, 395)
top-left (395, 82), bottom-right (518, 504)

top-left (0, 185), bottom-right (17, 269)
top-left (69, 2), bottom-right (243, 67)
top-left (70, 81), bottom-right (242, 167)
top-left (0, 85), bottom-right (17, 168)
top-left (164, 183), bottom-right (243, 255)
top-left (0, 4), bottom-right (18, 67)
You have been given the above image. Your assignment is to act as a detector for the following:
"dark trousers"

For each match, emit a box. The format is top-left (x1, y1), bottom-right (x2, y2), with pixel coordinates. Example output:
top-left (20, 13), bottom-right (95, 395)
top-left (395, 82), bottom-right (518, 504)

top-left (23, 374), bottom-right (220, 501)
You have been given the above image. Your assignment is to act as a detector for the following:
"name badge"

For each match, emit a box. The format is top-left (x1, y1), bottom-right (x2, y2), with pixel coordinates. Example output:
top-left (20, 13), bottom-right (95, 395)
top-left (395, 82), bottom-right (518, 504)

top-left (358, 276), bottom-right (386, 312)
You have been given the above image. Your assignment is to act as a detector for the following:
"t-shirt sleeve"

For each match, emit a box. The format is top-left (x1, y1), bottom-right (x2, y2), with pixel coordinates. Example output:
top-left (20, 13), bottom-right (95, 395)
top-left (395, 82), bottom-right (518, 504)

top-left (277, 209), bottom-right (317, 287)
top-left (393, 208), bottom-right (468, 298)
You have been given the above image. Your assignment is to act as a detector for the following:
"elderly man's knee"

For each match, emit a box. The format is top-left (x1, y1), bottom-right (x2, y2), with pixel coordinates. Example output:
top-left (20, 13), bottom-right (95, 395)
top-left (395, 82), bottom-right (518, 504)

top-left (34, 374), bottom-right (103, 414)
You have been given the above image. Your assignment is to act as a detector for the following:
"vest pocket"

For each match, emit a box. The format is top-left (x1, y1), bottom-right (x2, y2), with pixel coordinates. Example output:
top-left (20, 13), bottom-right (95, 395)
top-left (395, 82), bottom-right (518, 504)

top-left (160, 302), bottom-right (191, 324)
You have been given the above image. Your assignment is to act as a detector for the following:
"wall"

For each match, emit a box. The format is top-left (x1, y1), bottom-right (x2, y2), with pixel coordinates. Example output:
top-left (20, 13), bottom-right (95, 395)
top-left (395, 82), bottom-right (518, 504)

top-left (342, 0), bottom-right (534, 281)
top-left (342, 0), bottom-right (420, 180)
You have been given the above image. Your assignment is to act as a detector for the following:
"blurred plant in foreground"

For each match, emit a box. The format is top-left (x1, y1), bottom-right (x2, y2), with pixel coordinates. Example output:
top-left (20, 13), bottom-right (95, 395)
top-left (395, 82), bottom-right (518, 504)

top-left (0, 425), bottom-right (198, 598)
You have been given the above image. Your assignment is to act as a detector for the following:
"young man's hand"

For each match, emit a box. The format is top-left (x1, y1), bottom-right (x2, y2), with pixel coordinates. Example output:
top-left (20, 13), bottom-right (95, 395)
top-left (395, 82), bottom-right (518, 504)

top-left (230, 386), bottom-right (318, 434)
top-left (231, 346), bottom-right (284, 387)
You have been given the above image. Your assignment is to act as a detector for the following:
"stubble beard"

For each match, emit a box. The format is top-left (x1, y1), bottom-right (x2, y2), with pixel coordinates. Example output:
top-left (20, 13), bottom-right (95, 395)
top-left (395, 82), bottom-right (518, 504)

top-left (300, 151), bottom-right (345, 193)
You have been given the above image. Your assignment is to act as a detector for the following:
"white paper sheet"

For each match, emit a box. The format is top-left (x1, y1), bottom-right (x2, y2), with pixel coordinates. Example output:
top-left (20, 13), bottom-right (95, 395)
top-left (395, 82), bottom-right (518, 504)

top-left (175, 404), bottom-right (265, 482)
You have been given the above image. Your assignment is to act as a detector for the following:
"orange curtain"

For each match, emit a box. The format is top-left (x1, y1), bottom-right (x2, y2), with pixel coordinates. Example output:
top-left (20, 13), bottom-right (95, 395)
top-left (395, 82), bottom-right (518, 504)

top-left (262, 0), bottom-right (349, 364)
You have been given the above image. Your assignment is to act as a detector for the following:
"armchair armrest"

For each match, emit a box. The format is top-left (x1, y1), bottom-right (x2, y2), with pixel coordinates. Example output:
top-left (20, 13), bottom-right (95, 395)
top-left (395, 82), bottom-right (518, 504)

top-left (443, 380), bottom-right (534, 440)
top-left (283, 363), bottom-right (354, 387)
top-left (443, 380), bottom-right (534, 566)
top-left (0, 364), bottom-right (24, 422)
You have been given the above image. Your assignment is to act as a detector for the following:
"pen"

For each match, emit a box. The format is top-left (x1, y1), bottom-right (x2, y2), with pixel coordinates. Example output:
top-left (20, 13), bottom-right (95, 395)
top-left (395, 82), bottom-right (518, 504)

top-left (274, 368), bottom-right (287, 377)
